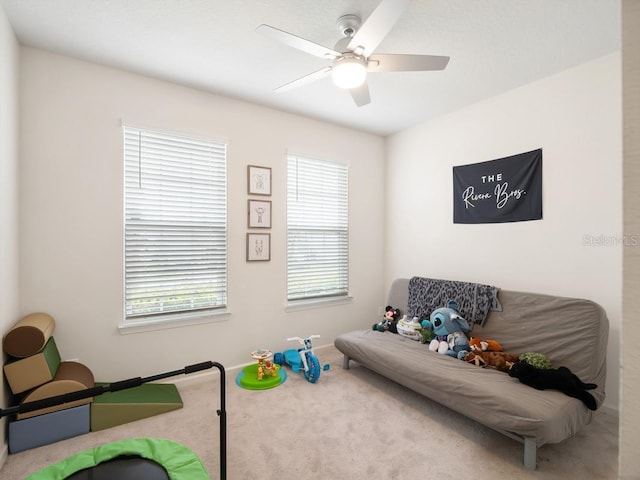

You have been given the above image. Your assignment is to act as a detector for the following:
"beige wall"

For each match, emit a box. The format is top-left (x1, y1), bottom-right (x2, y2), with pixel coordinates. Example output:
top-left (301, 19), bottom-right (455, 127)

top-left (3, 7), bottom-right (633, 473)
top-left (386, 53), bottom-right (622, 411)
top-left (17, 47), bottom-right (386, 382)
top-left (620, 1), bottom-right (640, 477)
top-left (0, 5), bottom-right (20, 465)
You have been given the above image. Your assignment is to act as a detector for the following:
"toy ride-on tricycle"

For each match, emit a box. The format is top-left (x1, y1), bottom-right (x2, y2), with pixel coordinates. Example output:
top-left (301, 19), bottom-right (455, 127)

top-left (273, 335), bottom-right (328, 383)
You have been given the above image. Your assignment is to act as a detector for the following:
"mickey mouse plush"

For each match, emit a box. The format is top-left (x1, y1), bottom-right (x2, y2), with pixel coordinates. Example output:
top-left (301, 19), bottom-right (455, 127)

top-left (372, 305), bottom-right (400, 334)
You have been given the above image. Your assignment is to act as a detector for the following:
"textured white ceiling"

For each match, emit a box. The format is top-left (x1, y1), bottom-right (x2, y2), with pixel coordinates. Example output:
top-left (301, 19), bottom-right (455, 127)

top-left (0, 0), bottom-right (620, 136)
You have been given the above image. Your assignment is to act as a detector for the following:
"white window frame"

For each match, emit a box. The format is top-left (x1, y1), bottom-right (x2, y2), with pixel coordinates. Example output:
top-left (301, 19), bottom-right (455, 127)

top-left (287, 153), bottom-right (349, 306)
top-left (122, 124), bottom-right (228, 329)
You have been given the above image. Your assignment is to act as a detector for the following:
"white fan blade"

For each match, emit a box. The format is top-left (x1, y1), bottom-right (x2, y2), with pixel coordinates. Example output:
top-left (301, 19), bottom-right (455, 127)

top-left (367, 54), bottom-right (450, 72)
top-left (347, 0), bottom-right (410, 57)
top-left (257, 24), bottom-right (340, 59)
top-left (274, 66), bottom-right (332, 93)
top-left (349, 81), bottom-right (371, 107)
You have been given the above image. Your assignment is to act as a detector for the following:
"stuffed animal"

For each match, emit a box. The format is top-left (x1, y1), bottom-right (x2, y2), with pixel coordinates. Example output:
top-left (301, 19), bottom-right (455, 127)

top-left (420, 319), bottom-right (435, 344)
top-left (372, 305), bottom-right (400, 333)
top-left (428, 300), bottom-right (470, 359)
top-left (469, 337), bottom-right (503, 352)
top-left (464, 351), bottom-right (519, 373)
top-left (508, 361), bottom-right (598, 410)
top-left (518, 352), bottom-right (553, 369)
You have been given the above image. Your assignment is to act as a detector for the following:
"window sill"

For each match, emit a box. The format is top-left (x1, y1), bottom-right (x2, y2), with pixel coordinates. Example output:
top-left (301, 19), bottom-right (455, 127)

top-left (286, 296), bottom-right (353, 312)
top-left (118, 309), bottom-right (231, 335)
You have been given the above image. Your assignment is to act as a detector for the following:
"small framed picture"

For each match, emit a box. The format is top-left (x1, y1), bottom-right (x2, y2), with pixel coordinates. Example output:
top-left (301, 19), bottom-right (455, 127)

top-left (248, 199), bottom-right (272, 229)
top-left (247, 233), bottom-right (271, 262)
top-left (247, 165), bottom-right (272, 196)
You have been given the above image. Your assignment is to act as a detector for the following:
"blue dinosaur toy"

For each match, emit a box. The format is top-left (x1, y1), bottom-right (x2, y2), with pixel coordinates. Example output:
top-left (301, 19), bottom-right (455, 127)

top-left (428, 300), bottom-right (471, 359)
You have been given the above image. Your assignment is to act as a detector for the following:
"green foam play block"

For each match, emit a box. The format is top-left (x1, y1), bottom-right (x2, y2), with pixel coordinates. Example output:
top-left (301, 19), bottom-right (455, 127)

top-left (90, 383), bottom-right (182, 431)
top-left (3, 336), bottom-right (61, 394)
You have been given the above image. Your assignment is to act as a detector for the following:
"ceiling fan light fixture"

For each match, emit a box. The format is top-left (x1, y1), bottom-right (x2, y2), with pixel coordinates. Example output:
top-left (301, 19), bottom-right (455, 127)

top-left (331, 55), bottom-right (367, 89)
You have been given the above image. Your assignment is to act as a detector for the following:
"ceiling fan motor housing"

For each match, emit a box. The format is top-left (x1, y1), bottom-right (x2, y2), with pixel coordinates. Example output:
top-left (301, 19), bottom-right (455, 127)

top-left (336, 14), bottom-right (361, 38)
top-left (335, 15), bottom-right (366, 57)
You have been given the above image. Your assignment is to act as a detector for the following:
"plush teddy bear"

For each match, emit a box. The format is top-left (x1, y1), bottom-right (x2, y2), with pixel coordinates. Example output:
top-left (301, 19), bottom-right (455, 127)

top-left (372, 305), bottom-right (400, 333)
top-left (428, 300), bottom-right (470, 359)
top-left (469, 337), bottom-right (503, 352)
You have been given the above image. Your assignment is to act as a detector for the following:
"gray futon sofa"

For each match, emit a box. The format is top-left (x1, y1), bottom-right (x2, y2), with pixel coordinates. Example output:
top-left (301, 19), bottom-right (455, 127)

top-left (334, 278), bottom-right (608, 470)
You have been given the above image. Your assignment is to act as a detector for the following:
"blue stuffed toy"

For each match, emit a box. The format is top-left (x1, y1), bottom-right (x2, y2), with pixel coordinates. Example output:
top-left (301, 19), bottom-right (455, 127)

top-left (428, 300), bottom-right (471, 359)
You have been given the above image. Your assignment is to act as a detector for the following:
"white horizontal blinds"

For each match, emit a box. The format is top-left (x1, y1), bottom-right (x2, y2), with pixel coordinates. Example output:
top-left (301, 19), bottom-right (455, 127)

top-left (124, 126), bottom-right (227, 320)
top-left (287, 155), bottom-right (348, 301)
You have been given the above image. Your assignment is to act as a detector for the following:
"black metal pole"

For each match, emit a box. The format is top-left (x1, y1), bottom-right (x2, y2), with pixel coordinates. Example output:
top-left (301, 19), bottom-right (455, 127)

top-left (213, 362), bottom-right (226, 480)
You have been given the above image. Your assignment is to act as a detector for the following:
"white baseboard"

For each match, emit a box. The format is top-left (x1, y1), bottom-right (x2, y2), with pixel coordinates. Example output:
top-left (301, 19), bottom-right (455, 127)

top-left (161, 360), bottom-right (248, 386)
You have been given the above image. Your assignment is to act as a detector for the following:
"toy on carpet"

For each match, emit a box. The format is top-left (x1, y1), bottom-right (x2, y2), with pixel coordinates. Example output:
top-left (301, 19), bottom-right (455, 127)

top-left (428, 300), bottom-right (470, 359)
top-left (23, 438), bottom-right (211, 480)
top-left (274, 335), bottom-right (329, 384)
top-left (372, 306), bottom-right (400, 333)
top-left (518, 351), bottom-right (553, 369)
top-left (508, 361), bottom-right (598, 410)
top-left (469, 337), bottom-right (503, 352)
top-left (2, 313), bottom-right (198, 455)
top-left (251, 349), bottom-right (280, 381)
top-left (236, 349), bottom-right (287, 390)
top-left (464, 350), bottom-right (519, 373)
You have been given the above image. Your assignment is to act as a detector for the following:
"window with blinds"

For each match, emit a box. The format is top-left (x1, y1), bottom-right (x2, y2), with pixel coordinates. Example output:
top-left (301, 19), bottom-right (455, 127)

top-left (123, 125), bottom-right (227, 323)
top-left (287, 154), bottom-right (349, 301)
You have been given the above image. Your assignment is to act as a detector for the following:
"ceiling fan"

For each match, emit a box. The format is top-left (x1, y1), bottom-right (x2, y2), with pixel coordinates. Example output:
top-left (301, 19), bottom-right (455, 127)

top-left (256, 0), bottom-right (450, 107)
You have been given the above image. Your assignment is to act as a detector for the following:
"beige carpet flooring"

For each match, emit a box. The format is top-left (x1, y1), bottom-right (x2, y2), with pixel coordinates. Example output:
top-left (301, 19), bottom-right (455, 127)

top-left (1, 345), bottom-right (619, 479)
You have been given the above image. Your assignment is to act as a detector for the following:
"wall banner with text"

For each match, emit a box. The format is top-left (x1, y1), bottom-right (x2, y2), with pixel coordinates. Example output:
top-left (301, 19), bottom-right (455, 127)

top-left (453, 149), bottom-right (542, 224)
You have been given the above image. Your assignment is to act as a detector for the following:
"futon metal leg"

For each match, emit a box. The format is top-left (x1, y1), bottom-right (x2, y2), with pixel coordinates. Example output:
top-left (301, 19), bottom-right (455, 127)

top-left (523, 437), bottom-right (537, 470)
top-left (342, 354), bottom-right (351, 370)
